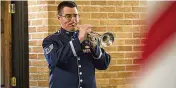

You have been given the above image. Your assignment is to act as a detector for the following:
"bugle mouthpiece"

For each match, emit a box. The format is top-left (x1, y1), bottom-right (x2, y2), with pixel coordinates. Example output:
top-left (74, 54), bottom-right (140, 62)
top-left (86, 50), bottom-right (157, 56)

top-left (72, 23), bottom-right (76, 26)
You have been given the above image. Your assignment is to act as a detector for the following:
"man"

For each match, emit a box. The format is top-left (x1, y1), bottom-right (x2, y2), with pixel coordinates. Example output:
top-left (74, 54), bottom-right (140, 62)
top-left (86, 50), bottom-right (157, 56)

top-left (42, 1), bottom-right (111, 88)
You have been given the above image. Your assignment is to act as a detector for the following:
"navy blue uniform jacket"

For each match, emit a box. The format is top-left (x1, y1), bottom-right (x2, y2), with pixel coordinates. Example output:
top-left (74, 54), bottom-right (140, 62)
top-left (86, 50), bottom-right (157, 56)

top-left (42, 28), bottom-right (111, 88)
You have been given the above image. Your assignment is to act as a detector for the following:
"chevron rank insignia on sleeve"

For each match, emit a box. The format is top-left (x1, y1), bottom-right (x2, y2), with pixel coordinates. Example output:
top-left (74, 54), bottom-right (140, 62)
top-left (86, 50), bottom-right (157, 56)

top-left (44, 44), bottom-right (53, 54)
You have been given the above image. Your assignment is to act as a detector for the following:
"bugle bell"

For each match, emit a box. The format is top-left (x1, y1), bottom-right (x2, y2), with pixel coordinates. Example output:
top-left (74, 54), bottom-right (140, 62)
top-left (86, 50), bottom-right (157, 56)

top-left (87, 32), bottom-right (114, 47)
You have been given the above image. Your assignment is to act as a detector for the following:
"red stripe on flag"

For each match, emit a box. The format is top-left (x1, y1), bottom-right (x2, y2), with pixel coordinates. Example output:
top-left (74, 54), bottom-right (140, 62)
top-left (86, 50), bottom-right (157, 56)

top-left (136, 2), bottom-right (176, 65)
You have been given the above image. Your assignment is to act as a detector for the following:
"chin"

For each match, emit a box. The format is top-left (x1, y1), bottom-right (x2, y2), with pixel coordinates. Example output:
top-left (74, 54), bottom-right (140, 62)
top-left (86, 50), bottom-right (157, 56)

top-left (70, 27), bottom-right (77, 31)
top-left (67, 27), bottom-right (76, 32)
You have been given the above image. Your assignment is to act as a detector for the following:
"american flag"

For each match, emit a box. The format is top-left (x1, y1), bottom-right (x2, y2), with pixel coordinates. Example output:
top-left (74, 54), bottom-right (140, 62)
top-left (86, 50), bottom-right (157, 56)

top-left (134, 1), bottom-right (176, 88)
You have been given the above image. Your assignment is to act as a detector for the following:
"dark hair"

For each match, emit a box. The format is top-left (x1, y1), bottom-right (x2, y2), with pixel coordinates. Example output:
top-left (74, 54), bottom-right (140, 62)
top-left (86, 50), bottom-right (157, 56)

top-left (57, 1), bottom-right (77, 16)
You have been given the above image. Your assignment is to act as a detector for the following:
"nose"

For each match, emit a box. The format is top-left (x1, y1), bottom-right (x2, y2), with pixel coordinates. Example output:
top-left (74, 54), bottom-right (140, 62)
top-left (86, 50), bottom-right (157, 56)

top-left (70, 16), bottom-right (77, 24)
top-left (71, 16), bottom-right (76, 21)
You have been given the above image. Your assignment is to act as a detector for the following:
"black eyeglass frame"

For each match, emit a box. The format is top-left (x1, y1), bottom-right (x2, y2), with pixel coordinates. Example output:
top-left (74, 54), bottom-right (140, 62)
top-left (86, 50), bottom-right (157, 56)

top-left (59, 14), bottom-right (80, 20)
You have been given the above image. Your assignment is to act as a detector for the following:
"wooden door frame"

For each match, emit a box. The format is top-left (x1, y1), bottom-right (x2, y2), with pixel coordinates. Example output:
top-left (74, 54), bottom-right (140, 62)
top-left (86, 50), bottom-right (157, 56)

top-left (1, 1), bottom-right (12, 88)
top-left (11, 1), bottom-right (29, 88)
top-left (2, 1), bottom-right (29, 88)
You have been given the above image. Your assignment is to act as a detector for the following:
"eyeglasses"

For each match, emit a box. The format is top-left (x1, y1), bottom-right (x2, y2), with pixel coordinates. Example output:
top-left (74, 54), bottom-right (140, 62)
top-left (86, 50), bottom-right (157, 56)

top-left (60, 14), bottom-right (80, 20)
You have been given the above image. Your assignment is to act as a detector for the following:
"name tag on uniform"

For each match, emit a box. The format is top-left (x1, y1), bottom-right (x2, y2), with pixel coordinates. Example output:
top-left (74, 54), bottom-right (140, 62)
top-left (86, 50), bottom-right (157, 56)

top-left (83, 45), bottom-right (91, 53)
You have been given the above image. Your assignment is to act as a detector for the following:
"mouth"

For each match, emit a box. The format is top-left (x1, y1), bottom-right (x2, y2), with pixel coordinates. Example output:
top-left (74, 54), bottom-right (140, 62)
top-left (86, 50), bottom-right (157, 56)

top-left (71, 23), bottom-right (76, 26)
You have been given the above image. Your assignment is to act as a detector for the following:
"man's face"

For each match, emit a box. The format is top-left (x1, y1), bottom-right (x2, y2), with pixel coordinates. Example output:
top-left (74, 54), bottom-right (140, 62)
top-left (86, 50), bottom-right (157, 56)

top-left (58, 7), bottom-right (79, 31)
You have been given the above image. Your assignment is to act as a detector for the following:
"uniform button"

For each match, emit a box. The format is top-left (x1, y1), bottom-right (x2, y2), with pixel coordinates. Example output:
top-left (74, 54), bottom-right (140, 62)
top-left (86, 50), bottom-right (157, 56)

top-left (79, 72), bottom-right (82, 75)
top-left (78, 65), bottom-right (81, 68)
top-left (80, 79), bottom-right (83, 83)
top-left (78, 57), bottom-right (80, 60)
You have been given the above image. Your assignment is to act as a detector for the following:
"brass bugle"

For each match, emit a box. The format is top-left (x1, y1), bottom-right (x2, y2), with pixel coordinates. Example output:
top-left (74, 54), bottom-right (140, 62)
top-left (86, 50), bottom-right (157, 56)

top-left (72, 23), bottom-right (114, 47)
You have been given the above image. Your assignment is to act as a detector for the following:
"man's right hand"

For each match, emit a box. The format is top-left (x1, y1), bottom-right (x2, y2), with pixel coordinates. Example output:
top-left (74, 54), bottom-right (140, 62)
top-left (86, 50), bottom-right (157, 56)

top-left (77, 24), bottom-right (92, 43)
